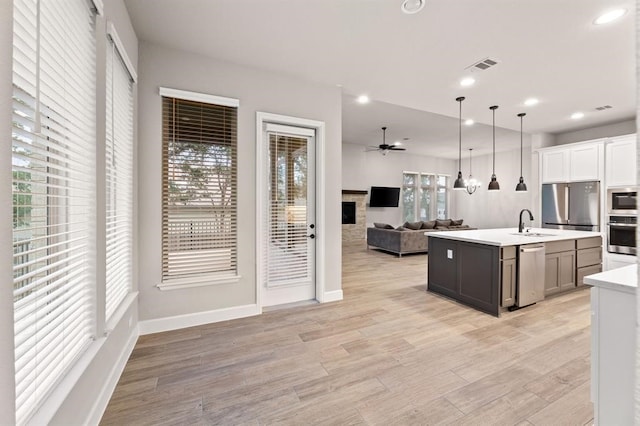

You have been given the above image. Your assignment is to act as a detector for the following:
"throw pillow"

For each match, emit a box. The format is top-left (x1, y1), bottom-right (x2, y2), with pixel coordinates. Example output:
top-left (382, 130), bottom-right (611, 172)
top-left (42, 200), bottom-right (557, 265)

top-left (436, 219), bottom-right (452, 227)
top-left (403, 221), bottom-right (422, 230)
top-left (421, 220), bottom-right (436, 229)
top-left (374, 222), bottom-right (394, 229)
top-left (395, 226), bottom-right (407, 231)
top-left (451, 219), bottom-right (463, 226)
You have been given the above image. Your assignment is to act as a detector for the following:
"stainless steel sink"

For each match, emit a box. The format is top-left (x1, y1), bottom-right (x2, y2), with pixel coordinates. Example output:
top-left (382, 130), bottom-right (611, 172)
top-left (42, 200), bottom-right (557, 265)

top-left (510, 232), bottom-right (556, 237)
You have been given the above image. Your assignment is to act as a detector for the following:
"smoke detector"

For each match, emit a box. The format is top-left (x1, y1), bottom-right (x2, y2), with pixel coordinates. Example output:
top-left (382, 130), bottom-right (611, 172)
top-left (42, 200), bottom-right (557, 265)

top-left (401, 0), bottom-right (425, 14)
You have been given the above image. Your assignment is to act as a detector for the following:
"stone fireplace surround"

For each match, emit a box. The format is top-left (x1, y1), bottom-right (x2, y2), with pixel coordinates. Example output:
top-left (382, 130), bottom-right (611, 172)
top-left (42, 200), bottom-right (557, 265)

top-left (342, 190), bottom-right (367, 242)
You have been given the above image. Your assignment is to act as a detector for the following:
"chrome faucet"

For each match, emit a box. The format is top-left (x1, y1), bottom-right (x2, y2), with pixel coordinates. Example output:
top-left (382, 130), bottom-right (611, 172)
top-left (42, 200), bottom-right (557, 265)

top-left (519, 209), bottom-right (534, 233)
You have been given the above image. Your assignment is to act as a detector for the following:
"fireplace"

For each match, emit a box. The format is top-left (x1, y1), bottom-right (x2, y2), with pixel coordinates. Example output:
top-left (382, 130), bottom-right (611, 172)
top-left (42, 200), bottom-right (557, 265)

top-left (342, 190), bottom-right (367, 242)
top-left (342, 202), bottom-right (356, 224)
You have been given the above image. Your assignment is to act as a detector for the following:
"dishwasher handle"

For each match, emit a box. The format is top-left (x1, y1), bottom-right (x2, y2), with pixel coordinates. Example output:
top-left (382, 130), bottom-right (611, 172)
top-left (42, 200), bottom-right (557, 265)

top-left (520, 245), bottom-right (545, 253)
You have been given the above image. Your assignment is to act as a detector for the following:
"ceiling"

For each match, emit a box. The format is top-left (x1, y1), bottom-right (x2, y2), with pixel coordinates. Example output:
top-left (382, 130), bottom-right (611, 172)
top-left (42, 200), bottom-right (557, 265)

top-left (125, 0), bottom-right (636, 158)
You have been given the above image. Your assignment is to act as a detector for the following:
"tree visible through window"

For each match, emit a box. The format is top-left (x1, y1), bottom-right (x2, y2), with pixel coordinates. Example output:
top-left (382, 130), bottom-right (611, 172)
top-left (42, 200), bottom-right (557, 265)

top-left (161, 96), bottom-right (238, 283)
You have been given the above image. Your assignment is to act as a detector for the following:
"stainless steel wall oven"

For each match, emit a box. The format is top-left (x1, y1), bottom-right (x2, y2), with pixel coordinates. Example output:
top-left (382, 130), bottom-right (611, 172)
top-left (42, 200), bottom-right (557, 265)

top-left (607, 215), bottom-right (636, 255)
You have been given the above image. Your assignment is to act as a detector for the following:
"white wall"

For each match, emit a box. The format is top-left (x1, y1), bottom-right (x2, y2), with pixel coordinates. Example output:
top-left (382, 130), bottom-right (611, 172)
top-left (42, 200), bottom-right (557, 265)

top-left (137, 42), bottom-right (342, 323)
top-left (342, 142), bottom-right (455, 227)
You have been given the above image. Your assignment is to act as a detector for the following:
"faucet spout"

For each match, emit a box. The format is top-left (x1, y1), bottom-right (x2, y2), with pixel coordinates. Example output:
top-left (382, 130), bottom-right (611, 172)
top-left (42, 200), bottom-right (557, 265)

top-left (519, 209), bottom-right (534, 233)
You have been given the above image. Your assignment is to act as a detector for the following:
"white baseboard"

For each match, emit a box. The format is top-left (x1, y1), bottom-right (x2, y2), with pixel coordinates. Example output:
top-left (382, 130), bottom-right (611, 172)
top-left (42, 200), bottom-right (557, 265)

top-left (86, 328), bottom-right (138, 425)
top-left (138, 304), bottom-right (261, 335)
top-left (322, 290), bottom-right (343, 303)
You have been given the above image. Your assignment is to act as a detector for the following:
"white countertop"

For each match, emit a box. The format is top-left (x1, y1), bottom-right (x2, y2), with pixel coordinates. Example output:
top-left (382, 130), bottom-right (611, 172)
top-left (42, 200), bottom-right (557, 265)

top-left (426, 227), bottom-right (601, 247)
top-left (583, 264), bottom-right (637, 294)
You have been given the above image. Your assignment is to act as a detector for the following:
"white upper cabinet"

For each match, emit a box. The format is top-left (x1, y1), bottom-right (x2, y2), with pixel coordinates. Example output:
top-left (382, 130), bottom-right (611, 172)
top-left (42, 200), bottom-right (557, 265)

top-left (606, 135), bottom-right (637, 187)
top-left (541, 142), bottom-right (603, 183)
top-left (569, 144), bottom-right (601, 181)
top-left (541, 150), bottom-right (569, 182)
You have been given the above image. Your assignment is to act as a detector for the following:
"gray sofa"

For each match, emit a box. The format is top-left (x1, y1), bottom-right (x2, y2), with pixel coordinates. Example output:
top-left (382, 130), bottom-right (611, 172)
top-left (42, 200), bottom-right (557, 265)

top-left (366, 219), bottom-right (475, 257)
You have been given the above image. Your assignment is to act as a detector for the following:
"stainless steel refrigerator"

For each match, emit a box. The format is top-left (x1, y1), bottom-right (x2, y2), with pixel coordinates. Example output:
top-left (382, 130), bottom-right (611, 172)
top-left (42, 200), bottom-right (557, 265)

top-left (541, 181), bottom-right (600, 232)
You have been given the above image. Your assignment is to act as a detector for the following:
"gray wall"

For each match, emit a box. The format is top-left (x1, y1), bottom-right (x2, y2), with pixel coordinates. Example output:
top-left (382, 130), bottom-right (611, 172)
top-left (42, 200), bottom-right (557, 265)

top-left (137, 41), bottom-right (342, 321)
top-left (0, 1), bottom-right (140, 424)
top-left (451, 145), bottom-right (534, 229)
top-left (342, 142), bottom-right (455, 226)
top-left (342, 141), bottom-right (535, 230)
top-left (554, 119), bottom-right (636, 145)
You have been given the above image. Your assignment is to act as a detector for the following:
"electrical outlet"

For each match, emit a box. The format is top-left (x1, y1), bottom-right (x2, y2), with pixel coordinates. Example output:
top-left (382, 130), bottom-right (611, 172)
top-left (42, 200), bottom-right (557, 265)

top-left (447, 249), bottom-right (453, 259)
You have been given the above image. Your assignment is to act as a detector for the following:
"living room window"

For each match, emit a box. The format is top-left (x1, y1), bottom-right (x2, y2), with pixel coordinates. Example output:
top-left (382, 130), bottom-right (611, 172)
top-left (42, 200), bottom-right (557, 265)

top-left (402, 172), bottom-right (449, 222)
top-left (105, 26), bottom-right (136, 320)
top-left (159, 88), bottom-right (240, 289)
top-left (12, 0), bottom-right (98, 422)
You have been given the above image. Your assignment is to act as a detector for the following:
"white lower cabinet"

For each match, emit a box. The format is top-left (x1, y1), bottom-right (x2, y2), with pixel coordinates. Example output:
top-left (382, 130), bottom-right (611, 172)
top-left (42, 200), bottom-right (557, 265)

top-left (587, 267), bottom-right (636, 425)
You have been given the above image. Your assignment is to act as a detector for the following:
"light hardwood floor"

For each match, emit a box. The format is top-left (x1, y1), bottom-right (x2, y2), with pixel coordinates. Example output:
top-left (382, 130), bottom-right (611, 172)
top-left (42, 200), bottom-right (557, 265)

top-left (101, 242), bottom-right (593, 425)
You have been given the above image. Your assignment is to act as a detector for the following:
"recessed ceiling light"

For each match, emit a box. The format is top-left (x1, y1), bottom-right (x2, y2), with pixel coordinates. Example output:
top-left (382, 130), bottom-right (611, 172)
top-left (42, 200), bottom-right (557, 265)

top-left (460, 77), bottom-right (475, 87)
top-left (594, 8), bottom-right (627, 25)
top-left (571, 112), bottom-right (585, 120)
top-left (356, 95), bottom-right (370, 104)
top-left (464, 119), bottom-right (474, 126)
top-left (524, 98), bottom-right (539, 106)
top-left (393, 141), bottom-right (402, 146)
top-left (401, 0), bottom-right (425, 14)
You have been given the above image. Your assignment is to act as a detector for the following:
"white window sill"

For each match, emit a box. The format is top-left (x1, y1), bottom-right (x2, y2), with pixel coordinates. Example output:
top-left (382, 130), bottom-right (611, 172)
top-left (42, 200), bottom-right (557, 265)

top-left (157, 273), bottom-right (241, 291)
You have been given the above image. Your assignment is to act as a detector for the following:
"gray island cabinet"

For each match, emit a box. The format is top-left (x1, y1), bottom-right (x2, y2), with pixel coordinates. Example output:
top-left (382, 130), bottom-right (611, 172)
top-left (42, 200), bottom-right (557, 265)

top-left (427, 228), bottom-right (602, 317)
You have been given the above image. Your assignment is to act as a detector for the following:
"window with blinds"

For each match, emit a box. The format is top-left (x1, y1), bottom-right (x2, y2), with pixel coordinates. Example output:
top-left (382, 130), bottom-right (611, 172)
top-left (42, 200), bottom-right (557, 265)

top-left (105, 36), bottom-right (134, 320)
top-left (11, 0), bottom-right (97, 423)
top-left (161, 94), bottom-right (238, 286)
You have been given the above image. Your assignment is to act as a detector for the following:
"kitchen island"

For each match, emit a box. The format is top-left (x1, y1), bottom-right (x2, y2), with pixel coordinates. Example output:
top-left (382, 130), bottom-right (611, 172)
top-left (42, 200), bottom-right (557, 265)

top-left (427, 228), bottom-right (602, 316)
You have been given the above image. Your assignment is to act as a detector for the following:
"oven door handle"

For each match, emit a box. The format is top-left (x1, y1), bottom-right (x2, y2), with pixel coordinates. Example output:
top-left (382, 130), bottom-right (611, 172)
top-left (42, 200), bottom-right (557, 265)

top-left (607, 223), bottom-right (637, 227)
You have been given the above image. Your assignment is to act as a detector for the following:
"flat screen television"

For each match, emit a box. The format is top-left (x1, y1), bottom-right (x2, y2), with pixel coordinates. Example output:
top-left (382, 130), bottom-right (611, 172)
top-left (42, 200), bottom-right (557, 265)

top-left (369, 186), bottom-right (400, 207)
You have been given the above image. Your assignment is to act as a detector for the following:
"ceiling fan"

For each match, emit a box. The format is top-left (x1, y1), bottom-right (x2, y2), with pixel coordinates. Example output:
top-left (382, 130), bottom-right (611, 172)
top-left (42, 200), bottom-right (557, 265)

top-left (366, 126), bottom-right (407, 155)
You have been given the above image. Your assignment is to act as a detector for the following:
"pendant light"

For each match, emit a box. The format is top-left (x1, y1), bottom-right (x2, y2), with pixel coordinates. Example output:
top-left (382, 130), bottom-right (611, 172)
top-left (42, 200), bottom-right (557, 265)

top-left (515, 112), bottom-right (528, 192)
top-left (487, 105), bottom-right (500, 191)
top-left (465, 148), bottom-right (480, 194)
top-left (453, 97), bottom-right (466, 190)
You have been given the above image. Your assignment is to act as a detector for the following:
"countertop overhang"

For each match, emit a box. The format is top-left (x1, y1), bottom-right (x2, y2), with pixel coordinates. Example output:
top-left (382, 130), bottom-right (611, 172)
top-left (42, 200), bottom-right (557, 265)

top-left (426, 227), bottom-right (600, 247)
top-left (583, 264), bottom-right (637, 294)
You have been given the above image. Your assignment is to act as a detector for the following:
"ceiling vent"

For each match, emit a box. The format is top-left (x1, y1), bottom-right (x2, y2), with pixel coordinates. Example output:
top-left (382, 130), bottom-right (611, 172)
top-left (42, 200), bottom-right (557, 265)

top-left (595, 105), bottom-right (613, 111)
top-left (466, 57), bottom-right (500, 72)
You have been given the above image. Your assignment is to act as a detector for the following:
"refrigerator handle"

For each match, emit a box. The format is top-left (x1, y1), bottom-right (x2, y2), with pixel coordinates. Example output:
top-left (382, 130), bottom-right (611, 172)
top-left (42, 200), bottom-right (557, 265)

top-left (565, 185), bottom-right (570, 223)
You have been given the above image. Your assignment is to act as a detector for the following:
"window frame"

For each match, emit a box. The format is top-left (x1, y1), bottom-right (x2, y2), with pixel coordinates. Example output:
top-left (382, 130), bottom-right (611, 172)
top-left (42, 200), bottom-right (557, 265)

top-left (158, 88), bottom-right (241, 290)
top-left (104, 23), bottom-right (136, 320)
top-left (402, 171), bottom-right (450, 222)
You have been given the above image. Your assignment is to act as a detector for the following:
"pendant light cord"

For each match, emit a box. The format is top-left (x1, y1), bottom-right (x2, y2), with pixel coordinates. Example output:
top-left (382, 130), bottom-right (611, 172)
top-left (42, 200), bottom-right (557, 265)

top-left (458, 98), bottom-right (463, 171)
top-left (492, 109), bottom-right (496, 174)
top-left (520, 114), bottom-right (523, 176)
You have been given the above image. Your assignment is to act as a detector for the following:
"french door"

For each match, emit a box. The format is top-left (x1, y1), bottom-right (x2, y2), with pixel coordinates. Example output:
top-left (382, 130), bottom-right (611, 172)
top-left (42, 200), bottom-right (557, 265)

top-left (261, 123), bottom-right (316, 306)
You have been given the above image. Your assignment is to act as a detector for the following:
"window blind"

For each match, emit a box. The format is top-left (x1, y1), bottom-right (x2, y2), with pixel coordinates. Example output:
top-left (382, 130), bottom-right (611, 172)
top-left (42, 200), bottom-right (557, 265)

top-left (161, 96), bottom-right (238, 285)
top-left (12, 0), bottom-right (97, 423)
top-left (105, 39), bottom-right (134, 320)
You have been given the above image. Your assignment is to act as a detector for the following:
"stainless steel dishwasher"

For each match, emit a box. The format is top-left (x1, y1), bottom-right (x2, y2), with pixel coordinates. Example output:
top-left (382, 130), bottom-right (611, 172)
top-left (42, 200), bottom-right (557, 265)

top-left (517, 244), bottom-right (546, 307)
